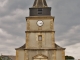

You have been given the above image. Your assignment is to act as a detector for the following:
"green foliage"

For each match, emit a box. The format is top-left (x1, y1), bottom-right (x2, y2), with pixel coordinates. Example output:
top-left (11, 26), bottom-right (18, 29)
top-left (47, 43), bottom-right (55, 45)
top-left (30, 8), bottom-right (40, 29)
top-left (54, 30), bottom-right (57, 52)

top-left (0, 56), bottom-right (2, 60)
top-left (0, 56), bottom-right (12, 60)
top-left (65, 55), bottom-right (74, 59)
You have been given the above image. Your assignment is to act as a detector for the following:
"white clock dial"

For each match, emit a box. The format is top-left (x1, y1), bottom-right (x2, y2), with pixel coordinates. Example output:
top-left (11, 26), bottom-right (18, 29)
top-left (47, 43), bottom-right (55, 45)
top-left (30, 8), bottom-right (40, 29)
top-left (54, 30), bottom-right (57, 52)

top-left (37, 20), bottom-right (43, 26)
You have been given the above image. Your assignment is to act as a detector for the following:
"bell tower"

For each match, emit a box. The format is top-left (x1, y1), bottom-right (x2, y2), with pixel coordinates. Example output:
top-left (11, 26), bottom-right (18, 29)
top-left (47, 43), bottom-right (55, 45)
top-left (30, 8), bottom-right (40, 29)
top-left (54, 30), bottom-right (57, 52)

top-left (26, 0), bottom-right (55, 49)
top-left (15, 0), bottom-right (66, 60)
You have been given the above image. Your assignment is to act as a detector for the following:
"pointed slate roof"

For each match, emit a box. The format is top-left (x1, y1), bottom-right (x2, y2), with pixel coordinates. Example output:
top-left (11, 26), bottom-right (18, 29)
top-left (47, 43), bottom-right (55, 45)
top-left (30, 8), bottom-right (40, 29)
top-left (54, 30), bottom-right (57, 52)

top-left (33, 0), bottom-right (48, 8)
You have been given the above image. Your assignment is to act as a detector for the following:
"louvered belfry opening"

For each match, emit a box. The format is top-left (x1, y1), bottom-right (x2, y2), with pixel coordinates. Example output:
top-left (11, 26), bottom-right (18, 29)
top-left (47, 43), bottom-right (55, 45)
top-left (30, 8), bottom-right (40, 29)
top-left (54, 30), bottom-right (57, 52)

top-left (29, 0), bottom-right (51, 16)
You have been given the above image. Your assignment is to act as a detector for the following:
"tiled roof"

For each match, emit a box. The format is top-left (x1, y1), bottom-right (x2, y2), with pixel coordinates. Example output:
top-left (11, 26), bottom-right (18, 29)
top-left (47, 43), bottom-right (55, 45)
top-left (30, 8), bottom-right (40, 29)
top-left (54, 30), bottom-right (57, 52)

top-left (18, 44), bottom-right (25, 49)
top-left (15, 43), bottom-right (65, 50)
top-left (15, 44), bottom-right (25, 50)
top-left (55, 43), bottom-right (65, 49)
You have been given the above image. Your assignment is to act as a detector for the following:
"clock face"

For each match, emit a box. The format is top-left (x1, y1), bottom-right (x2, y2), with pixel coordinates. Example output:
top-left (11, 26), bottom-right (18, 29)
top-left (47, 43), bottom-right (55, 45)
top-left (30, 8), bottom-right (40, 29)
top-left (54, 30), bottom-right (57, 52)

top-left (37, 20), bottom-right (43, 26)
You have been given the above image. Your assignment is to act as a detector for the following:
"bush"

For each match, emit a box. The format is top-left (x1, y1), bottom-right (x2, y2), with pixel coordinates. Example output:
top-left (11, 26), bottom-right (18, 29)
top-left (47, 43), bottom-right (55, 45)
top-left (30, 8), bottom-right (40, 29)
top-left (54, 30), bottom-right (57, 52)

top-left (65, 55), bottom-right (74, 60)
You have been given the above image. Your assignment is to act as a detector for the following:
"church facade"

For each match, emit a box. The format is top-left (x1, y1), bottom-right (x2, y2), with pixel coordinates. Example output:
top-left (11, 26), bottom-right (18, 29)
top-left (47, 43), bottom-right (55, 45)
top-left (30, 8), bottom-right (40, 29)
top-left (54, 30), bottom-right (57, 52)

top-left (15, 0), bottom-right (65, 60)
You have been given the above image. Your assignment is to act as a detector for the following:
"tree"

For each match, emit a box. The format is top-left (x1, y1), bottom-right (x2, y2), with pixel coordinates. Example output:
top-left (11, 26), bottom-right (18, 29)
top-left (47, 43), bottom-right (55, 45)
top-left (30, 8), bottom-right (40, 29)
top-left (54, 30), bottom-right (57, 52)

top-left (65, 55), bottom-right (74, 60)
top-left (0, 56), bottom-right (2, 60)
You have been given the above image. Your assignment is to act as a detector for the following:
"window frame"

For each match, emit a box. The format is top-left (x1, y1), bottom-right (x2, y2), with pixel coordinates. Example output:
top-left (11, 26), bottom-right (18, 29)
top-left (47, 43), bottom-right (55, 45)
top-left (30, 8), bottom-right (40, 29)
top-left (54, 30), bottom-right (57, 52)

top-left (38, 35), bottom-right (42, 41)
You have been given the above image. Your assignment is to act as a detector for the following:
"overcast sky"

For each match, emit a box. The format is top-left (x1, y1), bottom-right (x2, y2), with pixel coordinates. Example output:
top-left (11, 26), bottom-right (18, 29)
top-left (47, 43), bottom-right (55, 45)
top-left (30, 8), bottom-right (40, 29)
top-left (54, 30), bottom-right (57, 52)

top-left (0, 0), bottom-right (80, 59)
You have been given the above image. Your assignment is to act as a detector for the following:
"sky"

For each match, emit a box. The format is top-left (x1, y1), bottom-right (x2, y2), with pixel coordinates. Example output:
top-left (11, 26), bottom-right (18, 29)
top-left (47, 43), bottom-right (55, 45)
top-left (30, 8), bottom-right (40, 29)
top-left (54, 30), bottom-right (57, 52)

top-left (0, 0), bottom-right (80, 59)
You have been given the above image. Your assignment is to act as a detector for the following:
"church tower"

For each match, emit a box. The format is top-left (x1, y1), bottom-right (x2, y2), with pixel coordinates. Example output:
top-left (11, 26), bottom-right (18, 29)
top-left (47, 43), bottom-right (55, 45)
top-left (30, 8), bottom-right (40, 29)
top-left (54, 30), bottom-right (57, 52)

top-left (15, 0), bottom-right (65, 60)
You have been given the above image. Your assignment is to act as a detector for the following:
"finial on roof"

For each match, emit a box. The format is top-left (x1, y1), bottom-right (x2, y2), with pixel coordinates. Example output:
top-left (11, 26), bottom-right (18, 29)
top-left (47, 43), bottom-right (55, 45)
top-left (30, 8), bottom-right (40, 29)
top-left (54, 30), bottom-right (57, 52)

top-left (33, 0), bottom-right (48, 8)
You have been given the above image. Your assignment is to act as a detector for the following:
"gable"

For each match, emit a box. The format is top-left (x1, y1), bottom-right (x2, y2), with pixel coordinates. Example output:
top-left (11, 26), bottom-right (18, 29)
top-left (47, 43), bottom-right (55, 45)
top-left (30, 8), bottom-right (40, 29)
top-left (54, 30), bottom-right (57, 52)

top-left (33, 54), bottom-right (48, 59)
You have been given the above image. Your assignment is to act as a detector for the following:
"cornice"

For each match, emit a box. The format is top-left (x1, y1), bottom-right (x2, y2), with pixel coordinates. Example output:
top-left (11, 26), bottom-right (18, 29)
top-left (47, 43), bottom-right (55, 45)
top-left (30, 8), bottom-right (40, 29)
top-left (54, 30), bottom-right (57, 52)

top-left (25, 31), bottom-right (55, 33)
top-left (25, 16), bottom-right (55, 21)
top-left (24, 48), bottom-right (66, 50)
